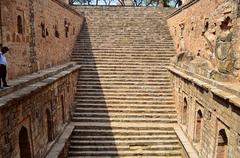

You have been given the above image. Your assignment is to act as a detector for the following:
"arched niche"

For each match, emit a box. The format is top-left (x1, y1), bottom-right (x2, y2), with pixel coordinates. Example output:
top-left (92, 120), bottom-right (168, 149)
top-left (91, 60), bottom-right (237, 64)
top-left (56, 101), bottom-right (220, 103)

top-left (19, 126), bottom-right (32, 158)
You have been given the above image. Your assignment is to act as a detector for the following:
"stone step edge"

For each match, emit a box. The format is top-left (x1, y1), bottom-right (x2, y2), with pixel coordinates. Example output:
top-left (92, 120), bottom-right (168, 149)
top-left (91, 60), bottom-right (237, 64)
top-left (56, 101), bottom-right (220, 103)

top-left (174, 125), bottom-right (199, 158)
top-left (0, 62), bottom-right (77, 98)
top-left (68, 150), bottom-right (182, 155)
top-left (0, 64), bottom-right (80, 110)
top-left (72, 122), bottom-right (177, 127)
top-left (45, 123), bottom-right (74, 158)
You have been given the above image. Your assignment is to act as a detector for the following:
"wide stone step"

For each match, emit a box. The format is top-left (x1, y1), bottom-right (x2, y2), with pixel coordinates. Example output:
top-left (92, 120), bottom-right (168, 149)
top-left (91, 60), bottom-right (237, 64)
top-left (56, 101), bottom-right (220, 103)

top-left (70, 139), bottom-right (179, 145)
top-left (69, 144), bottom-right (180, 152)
top-left (72, 128), bottom-right (176, 136)
top-left (74, 59), bottom-right (171, 64)
top-left (72, 55), bottom-right (175, 59)
top-left (78, 73), bottom-right (170, 78)
top-left (74, 62), bottom-right (171, 67)
top-left (78, 70), bottom-right (169, 75)
top-left (75, 99), bottom-right (174, 104)
top-left (73, 112), bottom-right (177, 118)
top-left (68, 156), bottom-right (182, 158)
top-left (75, 97), bottom-right (173, 103)
top-left (77, 83), bottom-right (171, 88)
top-left (68, 150), bottom-right (181, 157)
top-left (74, 104), bottom-right (176, 109)
top-left (71, 135), bottom-right (178, 141)
top-left (74, 108), bottom-right (176, 114)
top-left (73, 47), bottom-right (176, 52)
top-left (76, 90), bottom-right (173, 95)
top-left (72, 117), bottom-right (177, 123)
top-left (73, 57), bottom-right (172, 61)
top-left (77, 77), bottom-right (171, 82)
top-left (73, 48), bottom-right (175, 51)
top-left (75, 94), bottom-right (173, 99)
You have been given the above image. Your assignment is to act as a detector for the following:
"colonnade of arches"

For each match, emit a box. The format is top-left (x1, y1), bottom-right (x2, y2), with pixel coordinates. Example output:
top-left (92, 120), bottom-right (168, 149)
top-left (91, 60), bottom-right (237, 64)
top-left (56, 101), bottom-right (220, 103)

top-left (180, 97), bottom-right (228, 158)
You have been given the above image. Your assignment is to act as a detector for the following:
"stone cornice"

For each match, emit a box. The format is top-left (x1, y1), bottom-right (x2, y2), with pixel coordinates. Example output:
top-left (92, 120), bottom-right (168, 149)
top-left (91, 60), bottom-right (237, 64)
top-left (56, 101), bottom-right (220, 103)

top-left (166, 0), bottom-right (200, 19)
top-left (51, 0), bottom-right (83, 17)
top-left (168, 66), bottom-right (240, 109)
top-left (0, 63), bottom-right (81, 109)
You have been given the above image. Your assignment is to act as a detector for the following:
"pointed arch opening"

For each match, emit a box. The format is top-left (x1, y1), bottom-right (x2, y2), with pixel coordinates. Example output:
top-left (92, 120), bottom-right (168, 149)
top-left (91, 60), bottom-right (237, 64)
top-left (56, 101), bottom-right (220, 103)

top-left (216, 129), bottom-right (228, 158)
top-left (19, 126), bottom-right (31, 158)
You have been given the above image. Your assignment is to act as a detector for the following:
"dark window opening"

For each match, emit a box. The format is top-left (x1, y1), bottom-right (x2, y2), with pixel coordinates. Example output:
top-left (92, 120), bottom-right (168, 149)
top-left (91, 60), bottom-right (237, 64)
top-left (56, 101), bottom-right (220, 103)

top-left (41, 23), bottom-right (46, 38)
top-left (17, 15), bottom-right (23, 34)
top-left (64, 20), bottom-right (69, 38)
top-left (54, 25), bottom-right (60, 38)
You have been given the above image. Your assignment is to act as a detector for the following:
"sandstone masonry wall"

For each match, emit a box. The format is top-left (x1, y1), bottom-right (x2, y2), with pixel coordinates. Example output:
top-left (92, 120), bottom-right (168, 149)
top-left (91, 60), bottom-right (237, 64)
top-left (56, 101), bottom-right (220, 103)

top-left (0, 0), bottom-right (83, 79)
top-left (169, 67), bottom-right (240, 158)
top-left (167, 0), bottom-right (240, 81)
top-left (167, 0), bottom-right (240, 157)
top-left (0, 67), bottom-right (79, 158)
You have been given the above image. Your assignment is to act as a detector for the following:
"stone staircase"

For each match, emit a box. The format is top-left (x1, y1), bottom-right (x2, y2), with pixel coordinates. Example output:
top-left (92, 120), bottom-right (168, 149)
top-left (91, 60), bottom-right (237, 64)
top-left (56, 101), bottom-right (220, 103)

top-left (69, 7), bottom-right (181, 158)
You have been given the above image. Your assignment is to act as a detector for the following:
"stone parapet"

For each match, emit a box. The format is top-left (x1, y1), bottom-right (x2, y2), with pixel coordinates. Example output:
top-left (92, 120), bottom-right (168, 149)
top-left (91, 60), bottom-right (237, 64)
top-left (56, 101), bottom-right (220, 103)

top-left (168, 65), bottom-right (240, 158)
top-left (0, 62), bottom-right (80, 158)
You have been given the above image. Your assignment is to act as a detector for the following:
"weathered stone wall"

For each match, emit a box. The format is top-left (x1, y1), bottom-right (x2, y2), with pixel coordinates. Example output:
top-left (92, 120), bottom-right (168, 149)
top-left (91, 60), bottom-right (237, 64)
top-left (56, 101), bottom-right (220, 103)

top-left (167, 0), bottom-right (240, 82)
top-left (169, 67), bottom-right (240, 158)
top-left (0, 0), bottom-right (83, 79)
top-left (0, 68), bottom-right (78, 158)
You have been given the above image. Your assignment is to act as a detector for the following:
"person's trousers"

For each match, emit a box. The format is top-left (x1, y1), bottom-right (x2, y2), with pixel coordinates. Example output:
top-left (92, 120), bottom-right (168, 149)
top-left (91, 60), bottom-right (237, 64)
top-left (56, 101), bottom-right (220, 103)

top-left (0, 64), bottom-right (7, 87)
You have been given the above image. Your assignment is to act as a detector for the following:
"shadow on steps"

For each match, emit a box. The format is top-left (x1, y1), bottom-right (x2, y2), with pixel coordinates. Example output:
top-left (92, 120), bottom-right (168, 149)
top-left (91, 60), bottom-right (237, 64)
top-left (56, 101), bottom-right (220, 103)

top-left (69, 20), bottom-right (119, 157)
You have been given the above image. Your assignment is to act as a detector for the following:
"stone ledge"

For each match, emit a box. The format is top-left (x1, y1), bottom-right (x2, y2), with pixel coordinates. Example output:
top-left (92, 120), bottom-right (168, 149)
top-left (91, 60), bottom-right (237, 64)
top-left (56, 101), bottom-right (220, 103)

top-left (168, 66), bottom-right (240, 109)
top-left (0, 63), bottom-right (80, 109)
top-left (46, 123), bottom-right (74, 158)
top-left (0, 62), bottom-right (76, 97)
top-left (174, 125), bottom-right (199, 158)
top-left (167, 0), bottom-right (200, 19)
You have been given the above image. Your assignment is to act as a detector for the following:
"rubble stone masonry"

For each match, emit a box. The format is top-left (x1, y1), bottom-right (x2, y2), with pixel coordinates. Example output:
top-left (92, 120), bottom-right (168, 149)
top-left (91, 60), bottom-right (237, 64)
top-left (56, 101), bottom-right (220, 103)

top-left (0, 0), bottom-right (83, 79)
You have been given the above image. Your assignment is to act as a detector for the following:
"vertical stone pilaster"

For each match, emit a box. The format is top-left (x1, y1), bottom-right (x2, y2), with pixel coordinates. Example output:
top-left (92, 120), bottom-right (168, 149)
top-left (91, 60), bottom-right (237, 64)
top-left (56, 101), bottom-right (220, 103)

top-left (0, 0), bottom-right (3, 48)
top-left (29, 0), bottom-right (39, 73)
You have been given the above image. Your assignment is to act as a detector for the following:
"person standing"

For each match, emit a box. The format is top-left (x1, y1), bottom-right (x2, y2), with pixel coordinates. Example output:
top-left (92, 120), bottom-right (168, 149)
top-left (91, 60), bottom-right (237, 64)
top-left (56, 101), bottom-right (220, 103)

top-left (0, 47), bottom-right (9, 88)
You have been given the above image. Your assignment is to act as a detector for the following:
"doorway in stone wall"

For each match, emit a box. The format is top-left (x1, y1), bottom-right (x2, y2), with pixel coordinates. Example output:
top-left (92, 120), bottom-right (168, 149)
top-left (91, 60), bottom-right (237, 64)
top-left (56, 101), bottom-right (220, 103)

top-left (61, 95), bottom-right (65, 124)
top-left (182, 97), bottom-right (188, 125)
top-left (46, 109), bottom-right (53, 142)
top-left (195, 110), bottom-right (203, 143)
top-left (216, 129), bottom-right (228, 158)
top-left (19, 126), bottom-right (32, 158)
